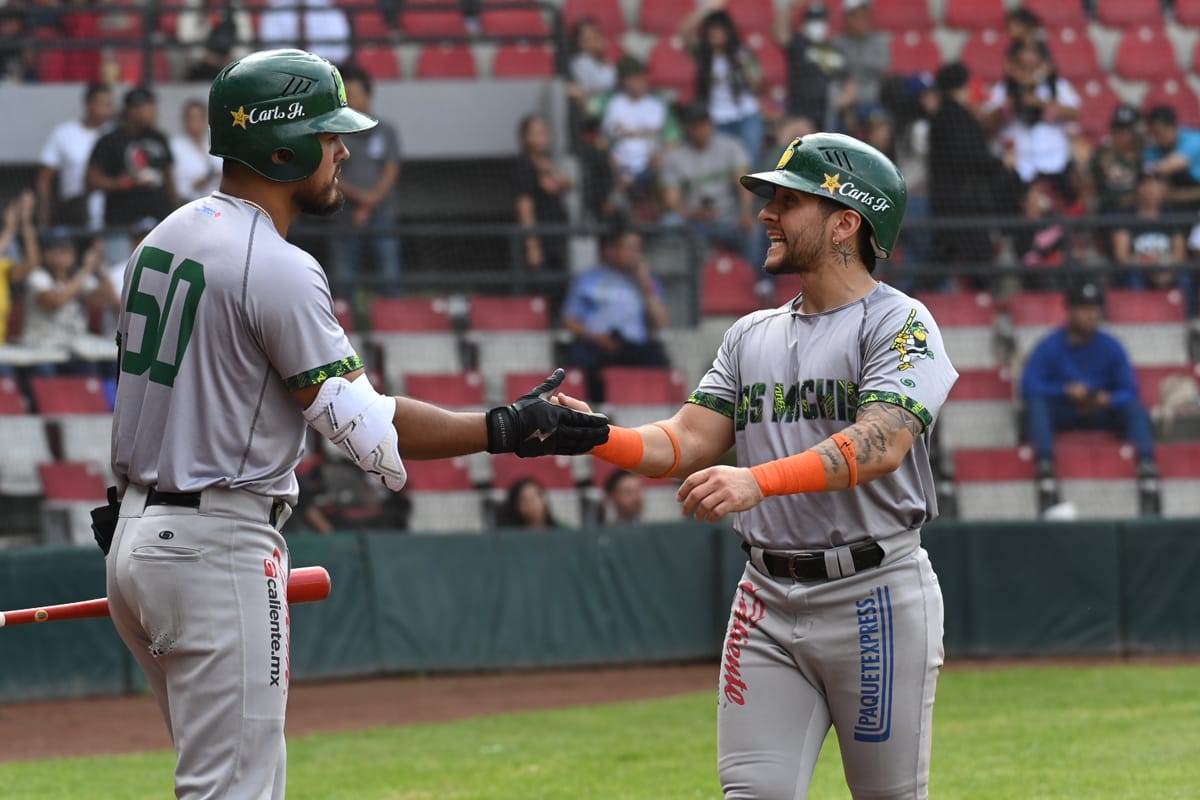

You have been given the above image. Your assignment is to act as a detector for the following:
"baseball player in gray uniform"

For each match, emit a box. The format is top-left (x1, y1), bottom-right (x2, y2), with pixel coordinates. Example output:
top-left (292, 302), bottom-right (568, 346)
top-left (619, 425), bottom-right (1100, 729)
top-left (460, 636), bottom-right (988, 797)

top-left (564, 133), bottom-right (958, 798)
top-left (96, 49), bottom-right (608, 799)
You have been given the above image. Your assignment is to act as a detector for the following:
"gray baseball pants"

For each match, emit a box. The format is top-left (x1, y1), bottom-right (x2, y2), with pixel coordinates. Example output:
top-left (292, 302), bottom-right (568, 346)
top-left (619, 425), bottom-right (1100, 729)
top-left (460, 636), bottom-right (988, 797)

top-left (718, 528), bottom-right (944, 799)
top-left (106, 485), bottom-right (293, 800)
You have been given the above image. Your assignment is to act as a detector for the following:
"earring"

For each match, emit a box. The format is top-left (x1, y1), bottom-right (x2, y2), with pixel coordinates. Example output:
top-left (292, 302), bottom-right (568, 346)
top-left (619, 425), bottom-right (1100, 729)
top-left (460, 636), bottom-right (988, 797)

top-left (832, 237), bottom-right (839, 245)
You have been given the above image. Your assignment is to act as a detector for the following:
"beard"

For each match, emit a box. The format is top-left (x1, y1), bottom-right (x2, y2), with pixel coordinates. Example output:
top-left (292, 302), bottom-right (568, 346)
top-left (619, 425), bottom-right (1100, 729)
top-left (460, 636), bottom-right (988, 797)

top-left (297, 175), bottom-right (344, 217)
top-left (765, 229), bottom-right (824, 275)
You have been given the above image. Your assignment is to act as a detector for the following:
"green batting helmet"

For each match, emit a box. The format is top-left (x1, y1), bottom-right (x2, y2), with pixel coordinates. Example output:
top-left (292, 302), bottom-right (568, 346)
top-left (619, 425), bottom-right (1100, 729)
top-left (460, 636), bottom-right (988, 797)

top-left (209, 49), bottom-right (377, 183)
top-left (740, 132), bottom-right (907, 259)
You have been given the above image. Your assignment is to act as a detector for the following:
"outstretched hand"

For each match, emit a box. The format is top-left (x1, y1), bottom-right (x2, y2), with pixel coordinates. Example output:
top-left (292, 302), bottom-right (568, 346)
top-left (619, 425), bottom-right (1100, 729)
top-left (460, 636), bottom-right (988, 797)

top-left (677, 465), bottom-right (764, 522)
top-left (486, 368), bottom-right (610, 457)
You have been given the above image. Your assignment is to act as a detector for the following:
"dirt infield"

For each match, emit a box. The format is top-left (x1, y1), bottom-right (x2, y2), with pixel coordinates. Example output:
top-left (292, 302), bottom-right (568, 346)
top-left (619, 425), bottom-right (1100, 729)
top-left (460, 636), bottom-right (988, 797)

top-left (0, 663), bottom-right (719, 763)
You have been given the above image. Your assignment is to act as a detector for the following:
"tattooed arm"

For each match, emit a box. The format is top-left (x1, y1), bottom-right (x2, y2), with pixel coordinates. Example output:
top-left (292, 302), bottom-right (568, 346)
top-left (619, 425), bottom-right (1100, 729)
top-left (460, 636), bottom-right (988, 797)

top-left (677, 401), bottom-right (923, 521)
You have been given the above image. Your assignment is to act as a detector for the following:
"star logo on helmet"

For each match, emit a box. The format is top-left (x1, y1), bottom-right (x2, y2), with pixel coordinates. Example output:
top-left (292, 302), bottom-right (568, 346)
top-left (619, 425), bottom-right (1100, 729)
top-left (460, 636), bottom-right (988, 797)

top-left (821, 173), bottom-right (842, 195)
top-left (230, 106), bottom-right (249, 129)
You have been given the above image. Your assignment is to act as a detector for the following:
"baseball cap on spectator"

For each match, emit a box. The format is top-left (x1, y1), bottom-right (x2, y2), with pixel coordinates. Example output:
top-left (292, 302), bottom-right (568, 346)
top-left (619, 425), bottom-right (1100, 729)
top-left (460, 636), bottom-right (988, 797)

top-left (1066, 281), bottom-right (1105, 308)
top-left (123, 85), bottom-right (156, 109)
top-left (1110, 104), bottom-right (1140, 129)
top-left (1145, 105), bottom-right (1177, 127)
top-left (39, 226), bottom-right (74, 250)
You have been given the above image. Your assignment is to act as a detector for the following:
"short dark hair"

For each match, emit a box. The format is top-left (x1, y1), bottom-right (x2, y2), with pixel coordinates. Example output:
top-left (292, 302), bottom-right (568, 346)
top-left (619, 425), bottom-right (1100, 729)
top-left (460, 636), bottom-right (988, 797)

top-left (816, 196), bottom-right (877, 273)
top-left (83, 82), bottom-right (110, 105)
top-left (338, 63), bottom-right (372, 96)
top-left (1146, 104), bottom-right (1178, 127)
top-left (123, 85), bottom-right (155, 110)
top-left (1006, 7), bottom-right (1042, 27)
top-left (935, 62), bottom-right (969, 93)
top-left (604, 469), bottom-right (637, 495)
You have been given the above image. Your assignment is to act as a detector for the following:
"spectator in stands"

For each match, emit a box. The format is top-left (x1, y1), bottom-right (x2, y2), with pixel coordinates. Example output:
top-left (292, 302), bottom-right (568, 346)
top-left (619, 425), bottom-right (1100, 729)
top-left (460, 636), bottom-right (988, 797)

top-left (599, 469), bottom-right (645, 525)
top-left (0, 192), bottom-right (36, 347)
top-left (1112, 173), bottom-right (1190, 294)
top-left (94, 215), bottom-right (159, 338)
top-left (567, 17), bottom-right (618, 125)
top-left (259, 0), bottom-right (350, 65)
top-left (928, 63), bottom-right (1019, 287)
top-left (1017, 178), bottom-right (1071, 282)
top-left (1004, 7), bottom-right (1050, 64)
top-left (774, 3), bottom-right (850, 132)
top-left (1087, 104), bottom-right (1143, 218)
top-left (514, 113), bottom-right (572, 314)
top-left (1143, 104), bottom-right (1200, 212)
top-left (1021, 280), bottom-right (1158, 513)
top-left (562, 226), bottom-right (670, 402)
top-left (294, 450), bottom-right (411, 533)
top-left (170, 99), bottom-right (222, 203)
top-left (20, 227), bottom-right (107, 374)
top-left (86, 85), bottom-right (177, 266)
top-left (36, 82), bottom-right (113, 230)
top-left (658, 102), bottom-right (757, 268)
top-left (680, 1), bottom-right (765, 166)
top-left (983, 40), bottom-right (1081, 203)
top-left (494, 476), bottom-right (564, 530)
top-left (830, 0), bottom-right (890, 135)
top-left (329, 64), bottom-right (402, 296)
top-left (601, 56), bottom-right (668, 211)
top-left (178, 0), bottom-right (254, 80)
top-left (884, 72), bottom-right (938, 283)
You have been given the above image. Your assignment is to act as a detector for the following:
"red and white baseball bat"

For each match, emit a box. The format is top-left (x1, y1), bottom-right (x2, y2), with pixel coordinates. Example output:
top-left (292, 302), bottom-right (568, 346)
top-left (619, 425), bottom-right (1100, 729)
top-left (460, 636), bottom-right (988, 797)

top-left (0, 565), bottom-right (332, 628)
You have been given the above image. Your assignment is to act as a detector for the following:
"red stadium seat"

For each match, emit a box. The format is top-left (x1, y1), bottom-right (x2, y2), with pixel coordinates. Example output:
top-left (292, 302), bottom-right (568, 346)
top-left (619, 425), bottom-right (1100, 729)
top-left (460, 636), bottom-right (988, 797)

top-left (639, 0), bottom-right (696, 37)
top-left (353, 45), bottom-right (402, 79)
top-left (30, 377), bottom-right (110, 415)
top-left (727, 0), bottom-right (774, 37)
top-left (1104, 288), bottom-right (1186, 324)
top-left (0, 376), bottom-right (27, 415)
top-left (401, 9), bottom-right (468, 37)
top-left (948, 367), bottom-right (1013, 401)
top-left (490, 452), bottom-right (579, 489)
top-left (1006, 291), bottom-right (1067, 328)
top-left (110, 48), bottom-right (172, 83)
top-left (401, 456), bottom-right (475, 491)
top-left (1114, 26), bottom-right (1179, 82)
top-left (889, 29), bottom-right (942, 77)
top-left (1076, 78), bottom-right (1122, 143)
top-left (943, 0), bottom-right (1007, 31)
top-left (404, 371), bottom-right (485, 407)
top-left (1135, 363), bottom-right (1200, 411)
top-left (349, 9), bottom-right (391, 40)
top-left (952, 446), bottom-right (1041, 518)
top-left (467, 295), bottom-right (550, 331)
top-left (600, 366), bottom-right (688, 405)
top-left (1095, 0), bottom-right (1163, 28)
top-left (1144, 73), bottom-right (1200, 129)
top-left (95, 8), bottom-right (145, 40)
top-left (492, 42), bottom-right (556, 78)
top-left (915, 290), bottom-right (997, 327)
top-left (415, 43), bottom-right (478, 79)
top-left (953, 446), bottom-right (1036, 482)
top-left (1021, 0), bottom-right (1088, 27)
top-left (1055, 437), bottom-right (1137, 479)
top-left (505, 368), bottom-right (589, 402)
top-left (38, 462), bottom-right (108, 501)
top-left (701, 252), bottom-right (760, 316)
top-left (646, 36), bottom-right (698, 100)
top-left (871, 0), bottom-right (933, 32)
top-left (1156, 441), bottom-right (1200, 478)
top-left (773, 274), bottom-right (805, 307)
top-left (960, 28), bottom-right (1008, 84)
top-left (1177, 0), bottom-right (1200, 27)
top-left (1046, 26), bottom-right (1101, 83)
top-left (746, 34), bottom-right (785, 101)
top-left (370, 297), bottom-right (454, 332)
top-left (563, 0), bottom-right (627, 39)
top-left (481, 6), bottom-right (549, 37)
top-left (332, 297), bottom-right (355, 333)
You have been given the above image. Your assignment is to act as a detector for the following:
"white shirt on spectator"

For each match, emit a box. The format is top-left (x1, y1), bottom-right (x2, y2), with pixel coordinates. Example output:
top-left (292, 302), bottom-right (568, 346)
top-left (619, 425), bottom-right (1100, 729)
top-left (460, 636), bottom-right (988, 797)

top-left (170, 134), bottom-right (222, 202)
top-left (22, 267), bottom-right (99, 349)
top-left (601, 93), bottom-right (667, 179)
top-left (707, 54), bottom-right (760, 125)
top-left (985, 77), bottom-right (1081, 183)
top-left (571, 53), bottom-right (617, 97)
top-left (39, 119), bottom-right (107, 229)
top-left (259, 0), bottom-right (350, 65)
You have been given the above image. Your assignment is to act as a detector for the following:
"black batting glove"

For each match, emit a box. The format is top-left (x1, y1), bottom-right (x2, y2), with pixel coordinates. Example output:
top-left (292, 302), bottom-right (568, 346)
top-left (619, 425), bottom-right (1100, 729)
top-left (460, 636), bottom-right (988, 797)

top-left (486, 368), bottom-right (610, 457)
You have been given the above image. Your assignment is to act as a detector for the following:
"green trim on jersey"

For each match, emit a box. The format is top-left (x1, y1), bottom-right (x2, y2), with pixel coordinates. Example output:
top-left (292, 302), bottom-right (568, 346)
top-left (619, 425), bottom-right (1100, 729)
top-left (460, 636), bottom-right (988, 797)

top-left (687, 390), bottom-right (735, 418)
top-left (285, 354), bottom-right (364, 392)
top-left (858, 390), bottom-right (933, 429)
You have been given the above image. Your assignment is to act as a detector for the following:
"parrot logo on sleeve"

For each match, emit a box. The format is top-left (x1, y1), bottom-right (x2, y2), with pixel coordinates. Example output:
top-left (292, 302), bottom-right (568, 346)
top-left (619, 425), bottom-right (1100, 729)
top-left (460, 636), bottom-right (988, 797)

top-left (890, 310), bottom-right (935, 371)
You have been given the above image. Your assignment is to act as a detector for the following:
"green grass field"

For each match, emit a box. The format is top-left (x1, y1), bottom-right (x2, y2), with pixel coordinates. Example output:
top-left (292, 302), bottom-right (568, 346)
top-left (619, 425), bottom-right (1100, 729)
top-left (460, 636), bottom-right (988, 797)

top-left (2, 664), bottom-right (1198, 799)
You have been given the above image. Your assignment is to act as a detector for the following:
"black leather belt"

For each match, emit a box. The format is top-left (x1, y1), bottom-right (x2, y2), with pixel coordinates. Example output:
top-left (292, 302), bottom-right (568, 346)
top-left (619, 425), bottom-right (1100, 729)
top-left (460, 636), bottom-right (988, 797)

top-left (743, 540), bottom-right (885, 581)
top-left (146, 488), bottom-right (201, 508)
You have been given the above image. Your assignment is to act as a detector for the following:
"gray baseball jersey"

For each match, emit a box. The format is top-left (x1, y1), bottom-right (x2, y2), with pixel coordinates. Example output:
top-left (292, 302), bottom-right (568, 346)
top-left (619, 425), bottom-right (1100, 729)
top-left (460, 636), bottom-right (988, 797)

top-left (111, 191), bottom-right (359, 502)
top-left (691, 282), bottom-right (958, 549)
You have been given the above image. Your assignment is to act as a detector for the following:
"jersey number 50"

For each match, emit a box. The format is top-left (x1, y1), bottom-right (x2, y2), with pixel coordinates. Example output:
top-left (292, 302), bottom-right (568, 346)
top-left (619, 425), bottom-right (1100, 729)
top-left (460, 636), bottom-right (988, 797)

top-left (121, 246), bottom-right (207, 387)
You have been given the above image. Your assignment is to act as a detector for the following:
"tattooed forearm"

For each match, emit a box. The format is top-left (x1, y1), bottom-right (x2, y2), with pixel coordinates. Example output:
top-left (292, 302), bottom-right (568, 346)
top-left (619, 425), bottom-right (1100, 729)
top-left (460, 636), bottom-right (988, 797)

top-left (814, 440), bottom-right (845, 477)
top-left (838, 401), bottom-right (924, 477)
top-left (832, 240), bottom-right (855, 268)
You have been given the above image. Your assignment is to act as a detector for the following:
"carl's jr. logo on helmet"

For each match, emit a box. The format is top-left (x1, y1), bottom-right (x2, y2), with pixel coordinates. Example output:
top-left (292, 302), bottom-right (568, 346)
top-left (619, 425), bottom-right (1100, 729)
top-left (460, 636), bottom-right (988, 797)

top-left (231, 102), bottom-right (306, 129)
top-left (820, 171), bottom-right (892, 212)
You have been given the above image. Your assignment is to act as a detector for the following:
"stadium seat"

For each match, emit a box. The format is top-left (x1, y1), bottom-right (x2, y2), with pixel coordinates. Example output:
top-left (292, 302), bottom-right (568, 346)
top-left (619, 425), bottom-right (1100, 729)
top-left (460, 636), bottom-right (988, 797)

top-left (871, 0), bottom-right (933, 32)
top-left (489, 453), bottom-right (583, 527)
top-left (1005, 291), bottom-right (1067, 360)
top-left (1046, 26), bottom-right (1101, 83)
top-left (370, 297), bottom-right (454, 332)
top-left (727, 0), bottom-right (774, 37)
top-left (353, 45), bottom-right (402, 79)
top-left (1076, 78), bottom-right (1122, 143)
top-left (402, 457), bottom-right (486, 533)
top-left (94, 7), bottom-right (145, 39)
top-left (369, 297), bottom-right (462, 392)
top-left (959, 29), bottom-right (1009, 84)
top-left (942, 0), bottom-right (1007, 31)
top-left (1143, 74), bottom-right (1200, 129)
top-left (1176, 0), bottom-right (1200, 27)
top-left (415, 43), bottom-right (478, 79)
top-left (1095, 0), bottom-right (1163, 28)
top-left (915, 290), bottom-right (999, 369)
top-left (701, 252), bottom-right (760, 317)
top-left (349, 9), bottom-right (391, 41)
top-left (599, 366), bottom-right (689, 427)
top-left (889, 29), bottom-right (942, 77)
top-left (0, 416), bottom-right (52, 496)
top-left (639, 0), bottom-right (697, 37)
top-left (38, 461), bottom-right (108, 502)
top-left (1054, 436), bottom-right (1141, 519)
top-left (401, 9), bottom-right (468, 37)
top-left (492, 43), bottom-right (557, 78)
top-left (935, 368), bottom-right (1019, 477)
top-left (110, 48), bottom-right (172, 83)
top-left (773, 274), bottom-right (805, 307)
top-left (464, 295), bottom-right (555, 401)
top-left (481, 6), bottom-right (550, 37)
top-left (647, 36), bottom-right (698, 101)
top-left (658, 328), bottom-right (717, 393)
top-left (403, 371), bottom-right (485, 408)
top-left (1021, 0), bottom-right (1088, 27)
top-left (38, 461), bottom-right (109, 546)
top-left (504, 368), bottom-right (588, 405)
top-left (1135, 363), bottom-right (1200, 438)
top-left (1105, 288), bottom-right (1188, 366)
top-left (58, 414), bottom-right (115, 483)
top-left (30, 376), bottom-right (110, 415)
top-left (563, 0), bottom-right (627, 39)
top-left (952, 446), bottom-right (1039, 520)
top-left (1155, 441), bottom-right (1200, 517)
top-left (0, 376), bottom-right (27, 415)
top-left (1114, 26), bottom-right (1179, 83)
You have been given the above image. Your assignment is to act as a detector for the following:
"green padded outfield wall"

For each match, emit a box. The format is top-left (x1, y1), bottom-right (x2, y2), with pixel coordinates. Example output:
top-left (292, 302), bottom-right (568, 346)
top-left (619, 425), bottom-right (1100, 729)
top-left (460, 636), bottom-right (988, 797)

top-left (1, 520), bottom-right (1197, 703)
